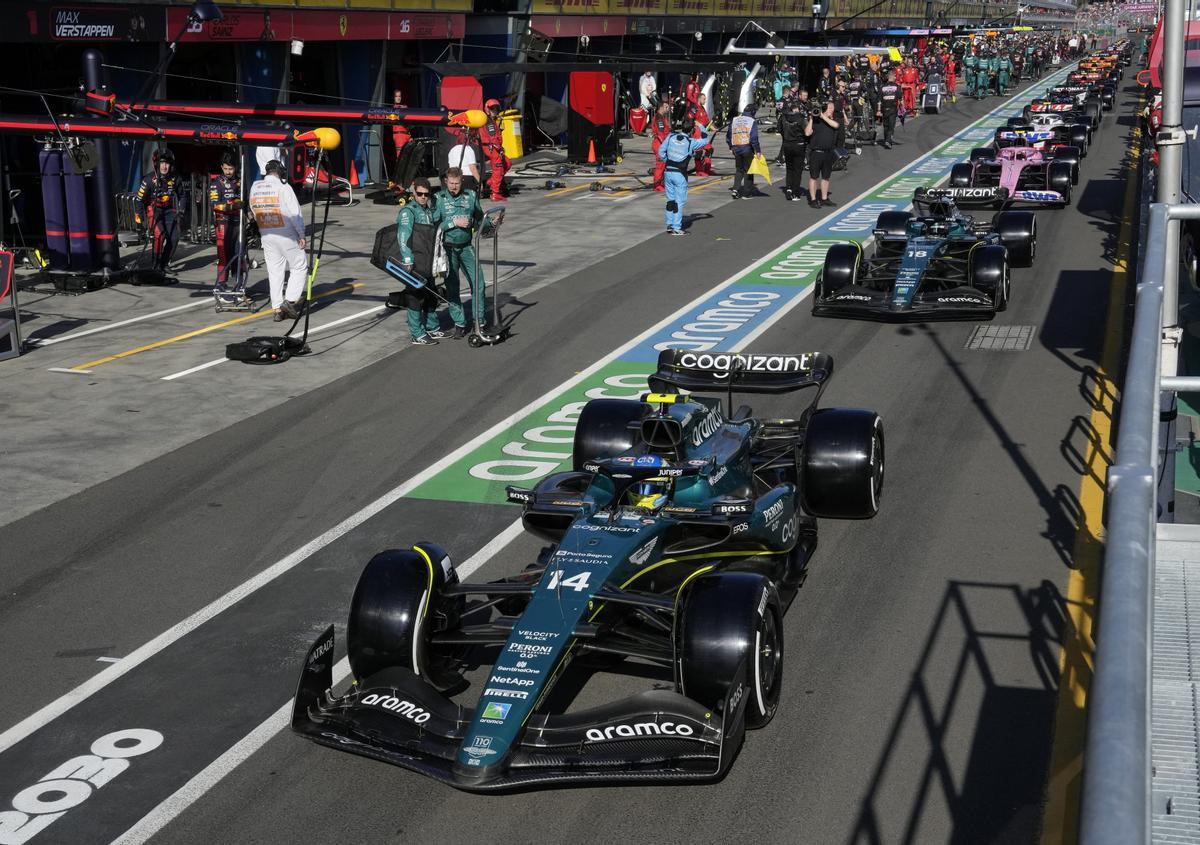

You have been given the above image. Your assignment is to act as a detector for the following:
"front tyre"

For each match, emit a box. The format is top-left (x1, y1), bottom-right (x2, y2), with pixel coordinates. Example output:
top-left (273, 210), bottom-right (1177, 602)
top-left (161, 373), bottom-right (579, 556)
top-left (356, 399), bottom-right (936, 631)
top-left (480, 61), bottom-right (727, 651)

top-left (347, 543), bottom-right (465, 690)
top-left (970, 244), bottom-right (1010, 312)
top-left (676, 572), bottom-right (783, 729)
top-left (994, 210), bottom-right (1036, 267)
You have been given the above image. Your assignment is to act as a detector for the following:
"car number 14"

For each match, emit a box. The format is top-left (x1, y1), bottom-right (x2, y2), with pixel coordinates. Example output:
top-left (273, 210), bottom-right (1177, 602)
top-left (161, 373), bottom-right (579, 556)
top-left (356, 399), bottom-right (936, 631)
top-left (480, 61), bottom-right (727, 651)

top-left (546, 570), bottom-right (591, 592)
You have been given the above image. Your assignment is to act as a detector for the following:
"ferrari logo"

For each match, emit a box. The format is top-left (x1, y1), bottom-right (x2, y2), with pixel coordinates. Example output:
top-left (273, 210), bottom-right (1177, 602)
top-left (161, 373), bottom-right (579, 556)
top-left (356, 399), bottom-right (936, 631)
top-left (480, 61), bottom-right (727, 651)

top-left (601, 83), bottom-right (607, 92)
top-left (339, 15), bottom-right (347, 37)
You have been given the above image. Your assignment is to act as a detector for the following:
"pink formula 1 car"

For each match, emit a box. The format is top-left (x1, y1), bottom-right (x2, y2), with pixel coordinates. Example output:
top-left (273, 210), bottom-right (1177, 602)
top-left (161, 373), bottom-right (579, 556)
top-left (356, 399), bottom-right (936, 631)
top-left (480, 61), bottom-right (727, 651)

top-left (948, 146), bottom-right (1075, 208)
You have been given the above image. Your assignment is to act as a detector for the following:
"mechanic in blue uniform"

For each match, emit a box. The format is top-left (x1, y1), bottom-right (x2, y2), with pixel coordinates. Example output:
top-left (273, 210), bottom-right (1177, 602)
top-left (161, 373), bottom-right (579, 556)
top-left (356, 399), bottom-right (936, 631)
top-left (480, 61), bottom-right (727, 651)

top-left (658, 116), bottom-right (710, 236)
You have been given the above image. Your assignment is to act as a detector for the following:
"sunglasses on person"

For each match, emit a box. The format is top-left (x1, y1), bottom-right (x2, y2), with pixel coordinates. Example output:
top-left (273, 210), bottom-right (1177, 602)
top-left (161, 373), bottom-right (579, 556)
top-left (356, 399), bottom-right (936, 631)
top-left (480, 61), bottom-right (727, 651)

top-left (414, 190), bottom-right (430, 196)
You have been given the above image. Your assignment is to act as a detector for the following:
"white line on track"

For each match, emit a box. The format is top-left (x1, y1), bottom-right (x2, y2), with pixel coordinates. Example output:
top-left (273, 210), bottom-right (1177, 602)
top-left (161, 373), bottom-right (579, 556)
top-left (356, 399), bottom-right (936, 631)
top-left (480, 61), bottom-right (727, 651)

top-left (2, 65), bottom-right (1072, 810)
top-left (159, 305), bottom-right (388, 381)
top-left (30, 300), bottom-right (211, 347)
top-left (108, 519), bottom-right (526, 845)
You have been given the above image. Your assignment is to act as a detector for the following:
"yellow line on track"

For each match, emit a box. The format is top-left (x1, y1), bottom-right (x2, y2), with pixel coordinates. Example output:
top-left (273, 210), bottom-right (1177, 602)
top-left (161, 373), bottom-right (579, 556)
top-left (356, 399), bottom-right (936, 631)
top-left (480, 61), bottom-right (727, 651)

top-left (69, 282), bottom-right (362, 371)
top-left (688, 175), bottom-right (735, 193)
top-left (1039, 119), bottom-right (1142, 845)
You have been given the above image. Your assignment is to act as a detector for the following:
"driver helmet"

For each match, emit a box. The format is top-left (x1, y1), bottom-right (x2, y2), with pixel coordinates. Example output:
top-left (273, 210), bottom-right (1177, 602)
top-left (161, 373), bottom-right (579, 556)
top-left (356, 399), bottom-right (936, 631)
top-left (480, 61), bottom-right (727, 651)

top-left (631, 455), bottom-right (670, 510)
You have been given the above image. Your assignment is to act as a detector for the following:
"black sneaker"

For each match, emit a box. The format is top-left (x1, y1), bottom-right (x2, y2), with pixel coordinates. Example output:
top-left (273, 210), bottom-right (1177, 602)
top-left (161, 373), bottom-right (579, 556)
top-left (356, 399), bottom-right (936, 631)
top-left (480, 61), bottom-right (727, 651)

top-left (784, 189), bottom-right (794, 202)
top-left (427, 329), bottom-right (451, 340)
top-left (790, 194), bottom-right (805, 202)
top-left (273, 310), bottom-right (287, 322)
top-left (412, 334), bottom-right (438, 346)
top-left (452, 325), bottom-right (468, 339)
top-left (729, 189), bottom-right (740, 200)
top-left (822, 198), bottom-right (836, 207)
top-left (808, 199), bottom-right (821, 209)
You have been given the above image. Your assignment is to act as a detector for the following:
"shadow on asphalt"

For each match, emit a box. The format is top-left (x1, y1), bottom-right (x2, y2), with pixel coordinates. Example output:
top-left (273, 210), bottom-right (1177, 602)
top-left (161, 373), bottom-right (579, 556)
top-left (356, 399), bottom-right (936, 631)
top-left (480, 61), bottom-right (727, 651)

top-left (847, 579), bottom-right (1065, 844)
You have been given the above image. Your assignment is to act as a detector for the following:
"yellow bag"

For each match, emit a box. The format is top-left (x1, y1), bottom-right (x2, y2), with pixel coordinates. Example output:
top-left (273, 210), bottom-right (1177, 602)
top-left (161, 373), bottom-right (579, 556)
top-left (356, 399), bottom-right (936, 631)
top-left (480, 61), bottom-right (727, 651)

top-left (747, 153), bottom-right (772, 186)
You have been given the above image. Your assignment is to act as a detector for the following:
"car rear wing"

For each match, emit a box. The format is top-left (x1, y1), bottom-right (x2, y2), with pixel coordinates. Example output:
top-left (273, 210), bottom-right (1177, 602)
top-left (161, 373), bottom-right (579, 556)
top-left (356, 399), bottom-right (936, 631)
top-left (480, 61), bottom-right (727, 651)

top-left (648, 350), bottom-right (832, 395)
top-left (915, 185), bottom-right (1007, 208)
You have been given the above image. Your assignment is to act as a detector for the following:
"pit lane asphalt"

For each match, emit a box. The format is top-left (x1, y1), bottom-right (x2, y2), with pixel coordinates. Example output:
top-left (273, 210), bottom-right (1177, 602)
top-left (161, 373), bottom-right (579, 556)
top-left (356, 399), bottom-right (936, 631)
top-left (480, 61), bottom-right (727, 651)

top-left (0, 68), bottom-right (1132, 844)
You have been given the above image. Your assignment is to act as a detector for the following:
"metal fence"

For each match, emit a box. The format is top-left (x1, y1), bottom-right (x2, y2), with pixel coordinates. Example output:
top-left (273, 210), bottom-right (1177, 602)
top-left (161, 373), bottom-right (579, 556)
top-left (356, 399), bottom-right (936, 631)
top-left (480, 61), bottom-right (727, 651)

top-left (1079, 201), bottom-right (1200, 844)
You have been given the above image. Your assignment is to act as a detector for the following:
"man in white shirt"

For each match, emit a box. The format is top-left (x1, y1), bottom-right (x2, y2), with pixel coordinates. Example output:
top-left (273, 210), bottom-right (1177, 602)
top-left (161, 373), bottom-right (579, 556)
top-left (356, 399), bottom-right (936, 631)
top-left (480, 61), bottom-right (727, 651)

top-left (249, 160), bottom-right (308, 321)
top-left (446, 132), bottom-right (481, 191)
top-left (639, 71), bottom-right (657, 110)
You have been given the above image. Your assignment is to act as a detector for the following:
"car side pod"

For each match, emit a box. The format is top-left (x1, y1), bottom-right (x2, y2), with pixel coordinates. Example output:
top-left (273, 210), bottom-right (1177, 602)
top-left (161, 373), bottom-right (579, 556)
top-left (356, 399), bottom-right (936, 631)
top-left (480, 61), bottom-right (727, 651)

top-left (800, 408), bottom-right (884, 519)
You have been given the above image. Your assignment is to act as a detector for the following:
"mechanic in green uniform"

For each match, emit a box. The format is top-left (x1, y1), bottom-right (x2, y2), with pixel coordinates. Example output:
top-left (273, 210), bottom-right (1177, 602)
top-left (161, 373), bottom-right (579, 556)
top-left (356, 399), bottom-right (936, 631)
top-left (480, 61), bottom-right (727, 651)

top-left (963, 51), bottom-right (978, 99)
top-left (998, 52), bottom-right (1013, 93)
top-left (395, 176), bottom-right (446, 346)
top-left (988, 53), bottom-right (1002, 96)
top-left (433, 166), bottom-right (485, 336)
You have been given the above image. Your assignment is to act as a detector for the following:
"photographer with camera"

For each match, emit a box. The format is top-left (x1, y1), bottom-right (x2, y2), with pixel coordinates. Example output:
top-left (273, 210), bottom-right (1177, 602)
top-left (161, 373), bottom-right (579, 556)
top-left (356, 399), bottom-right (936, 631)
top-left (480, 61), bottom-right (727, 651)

top-left (804, 100), bottom-right (840, 209)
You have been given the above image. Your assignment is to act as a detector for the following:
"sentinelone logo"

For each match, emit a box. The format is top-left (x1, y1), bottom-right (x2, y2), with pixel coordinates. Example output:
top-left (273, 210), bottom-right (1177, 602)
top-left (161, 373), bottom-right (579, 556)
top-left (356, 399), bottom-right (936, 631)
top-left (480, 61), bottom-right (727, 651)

top-left (53, 10), bottom-right (115, 39)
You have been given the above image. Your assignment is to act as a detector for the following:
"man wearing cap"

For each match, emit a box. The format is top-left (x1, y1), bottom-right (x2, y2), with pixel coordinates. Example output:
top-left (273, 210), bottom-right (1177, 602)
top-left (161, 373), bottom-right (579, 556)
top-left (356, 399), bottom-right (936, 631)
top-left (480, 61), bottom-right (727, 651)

top-left (478, 98), bottom-right (509, 202)
top-left (135, 148), bottom-right (183, 274)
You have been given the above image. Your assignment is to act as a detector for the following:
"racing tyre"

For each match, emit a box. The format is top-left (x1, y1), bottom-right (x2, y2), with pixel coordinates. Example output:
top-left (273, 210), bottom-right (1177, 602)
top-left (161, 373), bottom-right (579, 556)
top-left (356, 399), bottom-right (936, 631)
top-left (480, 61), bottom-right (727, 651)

top-left (1051, 145), bottom-right (1082, 184)
top-left (995, 210), bottom-right (1036, 267)
top-left (819, 243), bottom-right (861, 299)
top-left (1047, 161), bottom-right (1073, 205)
top-left (969, 244), bottom-right (1010, 312)
top-left (874, 210), bottom-right (912, 239)
top-left (1083, 101), bottom-right (1101, 128)
top-left (572, 398), bottom-right (648, 471)
top-left (676, 571), bottom-right (782, 729)
top-left (970, 147), bottom-right (994, 164)
top-left (1006, 116), bottom-right (1026, 129)
top-left (347, 543), bottom-right (465, 690)
top-left (1070, 124), bottom-right (1090, 153)
top-left (801, 408), bottom-right (884, 519)
top-left (949, 163), bottom-right (974, 188)
top-left (1022, 105), bottom-right (1033, 123)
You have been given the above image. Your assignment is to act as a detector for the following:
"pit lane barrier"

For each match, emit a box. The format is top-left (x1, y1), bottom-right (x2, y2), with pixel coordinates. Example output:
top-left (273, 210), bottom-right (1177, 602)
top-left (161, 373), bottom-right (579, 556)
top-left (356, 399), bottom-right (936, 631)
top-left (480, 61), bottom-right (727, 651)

top-left (1079, 200), bottom-right (1200, 845)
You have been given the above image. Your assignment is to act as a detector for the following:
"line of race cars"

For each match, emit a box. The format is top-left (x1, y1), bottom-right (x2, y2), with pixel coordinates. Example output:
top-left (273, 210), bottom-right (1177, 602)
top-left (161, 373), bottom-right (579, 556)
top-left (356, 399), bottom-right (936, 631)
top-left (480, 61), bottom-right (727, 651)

top-left (812, 45), bottom-right (1131, 321)
top-left (286, 46), bottom-right (1129, 794)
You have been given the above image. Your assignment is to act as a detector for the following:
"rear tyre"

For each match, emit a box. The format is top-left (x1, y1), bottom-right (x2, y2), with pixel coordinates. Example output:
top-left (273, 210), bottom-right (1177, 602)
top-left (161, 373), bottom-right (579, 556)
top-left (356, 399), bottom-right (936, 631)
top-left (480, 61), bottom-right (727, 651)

top-left (801, 408), bottom-right (884, 519)
top-left (1070, 124), bottom-right (1090, 153)
top-left (970, 147), bottom-right (994, 164)
top-left (1047, 161), bottom-right (1073, 205)
top-left (676, 572), bottom-right (783, 729)
top-left (970, 244), bottom-right (1010, 312)
top-left (949, 162), bottom-right (974, 187)
top-left (572, 399), bottom-right (648, 471)
top-left (1006, 116), bottom-right (1026, 129)
top-left (1022, 105), bottom-right (1033, 122)
top-left (347, 543), bottom-right (465, 690)
top-left (994, 210), bottom-right (1037, 267)
top-left (1083, 101), bottom-right (1101, 128)
top-left (1051, 145), bottom-right (1082, 184)
top-left (819, 243), bottom-right (861, 300)
top-left (874, 211), bottom-right (913, 239)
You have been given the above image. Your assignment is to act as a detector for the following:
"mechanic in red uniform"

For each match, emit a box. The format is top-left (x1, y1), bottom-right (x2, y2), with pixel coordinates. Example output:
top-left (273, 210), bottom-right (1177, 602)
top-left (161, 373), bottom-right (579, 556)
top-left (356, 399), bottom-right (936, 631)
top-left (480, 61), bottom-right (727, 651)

top-left (900, 60), bottom-right (919, 114)
top-left (691, 93), bottom-right (713, 176)
top-left (478, 98), bottom-right (509, 202)
top-left (651, 100), bottom-right (672, 192)
top-left (683, 74), bottom-right (700, 107)
top-left (391, 89), bottom-right (412, 170)
top-left (945, 54), bottom-right (957, 103)
top-left (209, 151), bottom-right (242, 287)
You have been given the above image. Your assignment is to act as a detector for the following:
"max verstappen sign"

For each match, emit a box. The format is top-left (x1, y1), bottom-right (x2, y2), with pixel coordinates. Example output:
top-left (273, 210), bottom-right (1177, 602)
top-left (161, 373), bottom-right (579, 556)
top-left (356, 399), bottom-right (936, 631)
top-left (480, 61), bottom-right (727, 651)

top-left (49, 7), bottom-right (156, 41)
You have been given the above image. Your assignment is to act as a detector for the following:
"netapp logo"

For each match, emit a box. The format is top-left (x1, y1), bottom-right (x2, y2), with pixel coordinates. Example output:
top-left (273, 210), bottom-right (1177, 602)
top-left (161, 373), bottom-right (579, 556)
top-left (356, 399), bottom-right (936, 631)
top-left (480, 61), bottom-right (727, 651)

top-left (489, 676), bottom-right (535, 687)
top-left (360, 693), bottom-right (431, 724)
top-left (585, 721), bottom-right (696, 742)
top-left (678, 352), bottom-right (811, 379)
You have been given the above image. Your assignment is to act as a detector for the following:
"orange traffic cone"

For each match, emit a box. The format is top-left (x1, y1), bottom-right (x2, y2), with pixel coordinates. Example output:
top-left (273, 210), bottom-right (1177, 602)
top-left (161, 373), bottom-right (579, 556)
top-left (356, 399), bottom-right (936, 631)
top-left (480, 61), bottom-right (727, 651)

top-left (587, 139), bottom-right (597, 164)
top-left (349, 161), bottom-right (361, 187)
